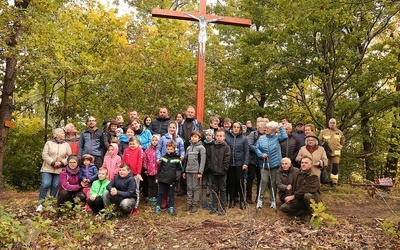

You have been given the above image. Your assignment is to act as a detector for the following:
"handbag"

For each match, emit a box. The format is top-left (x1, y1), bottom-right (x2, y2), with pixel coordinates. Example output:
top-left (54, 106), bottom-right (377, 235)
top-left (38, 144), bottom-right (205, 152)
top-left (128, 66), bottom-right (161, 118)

top-left (320, 166), bottom-right (330, 184)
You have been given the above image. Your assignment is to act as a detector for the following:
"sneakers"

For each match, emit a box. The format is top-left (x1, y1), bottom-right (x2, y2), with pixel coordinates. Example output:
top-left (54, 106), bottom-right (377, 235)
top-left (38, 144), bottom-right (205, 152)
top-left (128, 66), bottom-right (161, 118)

top-left (131, 208), bottom-right (139, 216)
top-left (191, 205), bottom-right (198, 213)
top-left (169, 207), bottom-right (175, 215)
top-left (148, 197), bottom-right (157, 205)
top-left (256, 200), bottom-right (263, 209)
top-left (155, 206), bottom-right (161, 214)
top-left (270, 201), bottom-right (276, 209)
top-left (35, 204), bottom-right (43, 212)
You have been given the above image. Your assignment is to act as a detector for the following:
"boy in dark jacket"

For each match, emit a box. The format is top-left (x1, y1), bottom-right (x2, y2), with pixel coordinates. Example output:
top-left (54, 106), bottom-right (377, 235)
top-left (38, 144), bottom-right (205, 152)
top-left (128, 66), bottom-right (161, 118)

top-left (155, 141), bottom-right (182, 215)
top-left (201, 129), bottom-right (215, 210)
top-left (209, 129), bottom-right (231, 215)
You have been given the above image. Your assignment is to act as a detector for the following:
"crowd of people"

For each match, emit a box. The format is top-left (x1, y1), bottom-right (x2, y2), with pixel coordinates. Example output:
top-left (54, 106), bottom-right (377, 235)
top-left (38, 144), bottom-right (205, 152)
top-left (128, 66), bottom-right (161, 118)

top-left (35, 105), bottom-right (345, 220)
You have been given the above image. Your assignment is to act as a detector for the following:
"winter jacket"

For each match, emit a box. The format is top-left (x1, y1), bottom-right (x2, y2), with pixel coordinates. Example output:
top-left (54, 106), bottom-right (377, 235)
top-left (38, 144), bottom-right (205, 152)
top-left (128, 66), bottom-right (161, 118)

top-left (41, 139), bottom-right (72, 174)
top-left (65, 135), bottom-right (80, 155)
top-left (179, 118), bottom-right (203, 143)
top-left (280, 135), bottom-right (301, 165)
top-left (122, 146), bottom-right (143, 175)
top-left (103, 130), bottom-right (117, 154)
top-left (295, 145), bottom-right (328, 177)
top-left (59, 166), bottom-right (82, 192)
top-left (255, 126), bottom-right (287, 169)
top-left (276, 166), bottom-right (300, 201)
top-left (78, 128), bottom-right (103, 157)
top-left (292, 168), bottom-right (321, 202)
top-left (143, 145), bottom-right (158, 176)
top-left (203, 139), bottom-right (215, 173)
top-left (318, 128), bottom-right (345, 157)
top-left (149, 117), bottom-right (170, 136)
top-left (106, 172), bottom-right (136, 199)
top-left (134, 127), bottom-right (152, 150)
top-left (184, 141), bottom-right (206, 174)
top-left (157, 152), bottom-right (182, 185)
top-left (89, 179), bottom-right (110, 197)
top-left (102, 143), bottom-right (122, 181)
top-left (247, 130), bottom-right (262, 165)
top-left (79, 163), bottom-right (98, 186)
top-left (156, 133), bottom-right (185, 160)
top-left (225, 131), bottom-right (249, 167)
top-left (118, 134), bottom-right (130, 156)
top-left (209, 141), bottom-right (231, 176)
top-left (292, 130), bottom-right (306, 147)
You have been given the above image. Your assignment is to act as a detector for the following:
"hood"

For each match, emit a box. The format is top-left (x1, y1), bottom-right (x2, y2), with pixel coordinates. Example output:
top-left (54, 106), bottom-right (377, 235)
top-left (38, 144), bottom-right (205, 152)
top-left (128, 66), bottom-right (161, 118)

top-left (109, 143), bottom-right (119, 157)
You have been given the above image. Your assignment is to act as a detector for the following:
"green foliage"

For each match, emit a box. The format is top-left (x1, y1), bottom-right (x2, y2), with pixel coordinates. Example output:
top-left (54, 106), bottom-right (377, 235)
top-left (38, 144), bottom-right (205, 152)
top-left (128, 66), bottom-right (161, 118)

top-left (381, 220), bottom-right (400, 238)
top-left (310, 201), bottom-right (339, 228)
top-left (4, 117), bottom-right (44, 190)
top-left (0, 206), bottom-right (25, 249)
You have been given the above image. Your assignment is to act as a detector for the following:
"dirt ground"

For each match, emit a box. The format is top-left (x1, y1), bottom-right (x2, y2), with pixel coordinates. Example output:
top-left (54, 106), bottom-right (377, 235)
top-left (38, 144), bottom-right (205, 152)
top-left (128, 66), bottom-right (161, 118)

top-left (1, 184), bottom-right (399, 249)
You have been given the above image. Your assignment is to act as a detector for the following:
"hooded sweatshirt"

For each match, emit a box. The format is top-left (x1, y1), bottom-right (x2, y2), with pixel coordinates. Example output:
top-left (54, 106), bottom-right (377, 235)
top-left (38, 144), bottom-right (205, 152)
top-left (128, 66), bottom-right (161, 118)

top-left (103, 143), bottom-right (122, 181)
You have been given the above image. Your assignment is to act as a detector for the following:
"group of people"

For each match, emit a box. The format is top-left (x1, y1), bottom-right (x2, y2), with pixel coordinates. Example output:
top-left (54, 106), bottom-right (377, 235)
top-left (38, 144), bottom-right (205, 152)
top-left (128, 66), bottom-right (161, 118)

top-left (36, 105), bottom-right (345, 219)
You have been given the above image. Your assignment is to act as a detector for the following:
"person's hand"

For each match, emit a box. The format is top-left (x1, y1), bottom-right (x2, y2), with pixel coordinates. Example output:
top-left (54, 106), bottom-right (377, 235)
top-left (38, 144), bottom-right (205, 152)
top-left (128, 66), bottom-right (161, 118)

top-left (180, 156), bottom-right (185, 161)
top-left (286, 184), bottom-right (292, 190)
top-left (81, 181), bottom-right (88, 187)
top-left (242, 165), bottom-right (248, 170)
top-left (262, 154), bottom-right (268, 159)
top-left (196, 174), bottom-right (202, 179)
top-left (110, 188), bottom-right (117, 196)
top-left (90, 194), bottom-right (97, 201)
top-left (156, 159), bottom-right (161, 164)
top-left (182, 173), bottom-right (186, 179)
top-left (136, 174), bottom-right (143, 181)
top-left (285, 195), bottom-right (295, 203)
top-left (155, 179), bottom-right (158, 184)
top-left (54, 161), bottom-right (61, 168)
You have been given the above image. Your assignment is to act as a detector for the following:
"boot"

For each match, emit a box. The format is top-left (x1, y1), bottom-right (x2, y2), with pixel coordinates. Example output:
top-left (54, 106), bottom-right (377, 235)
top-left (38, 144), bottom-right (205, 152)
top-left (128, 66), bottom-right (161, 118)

top-left (229, 199), bottom-right (236, 208)
top-left (191, 205), bottom-right (198, 213)
top-left (183, 204), bottom-right (192, 212)
top-left (240, 201), bottom-right (246, 210)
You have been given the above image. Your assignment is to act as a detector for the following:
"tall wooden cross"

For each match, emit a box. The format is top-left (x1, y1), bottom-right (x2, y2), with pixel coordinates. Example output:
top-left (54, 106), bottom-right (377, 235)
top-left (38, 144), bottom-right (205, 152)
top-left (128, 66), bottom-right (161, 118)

top-left (152, 0), bottom-right (251, 124)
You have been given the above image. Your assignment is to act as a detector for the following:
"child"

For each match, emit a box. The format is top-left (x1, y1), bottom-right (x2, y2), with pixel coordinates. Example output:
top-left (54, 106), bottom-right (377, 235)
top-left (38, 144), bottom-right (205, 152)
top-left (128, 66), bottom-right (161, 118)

top-left (103, 163), bottom-right (137, 219)
top-left (57, 155), bottom-right (86, 209)
top-left (209, 129), bottom-right (231, 215)
top-left (102, 143), bottom-right (121, 181)
top-left (155, 141), bottom-right (182, 215)
top-left (88, 167), bottom-right (110, 214)
top-left (182, 131), bottom-right (206, 213)
top-left (79, 154), bottom-right (99, 188)
top-left (119, 127), bottom-right (135, 156)
top-left (122, 137), bottom-right (143, 216)
top-left (143, 134), bottom-right (160, 205)
top-left (201, 129), bottom-right (215, 210)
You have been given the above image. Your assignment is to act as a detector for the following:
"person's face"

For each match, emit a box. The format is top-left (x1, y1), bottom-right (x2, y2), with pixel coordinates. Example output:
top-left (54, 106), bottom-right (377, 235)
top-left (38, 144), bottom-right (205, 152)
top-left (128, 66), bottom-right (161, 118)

top-left (223, 122), bottom-right (231, 131)
top-left (215, 131), bottom-right (225, 143)
top-left (263, 118), bottom-right (269, 123)
top-left (301, 158), bottom-right (312, 171)
top-left (145, 117), bottom-right (151, 126)
top-left (232, 123), bottom-right (241, 134)
top-left (151, 137), bottom-right (159, 146)
top-left (108, 146), bottom-right (114, 155)
top-left (265, 126), bottom-right (274, 135)
top-left (246, 121), bottom-right (252, 128)
top-left (116, 115), bottom-right (124, 124)
top-left (159, 108), bottom-right (168, 118)
top-left (176, 114), bottom-right (184, 123)
top-left (210, 120), bottom-right (219, 129)
top-left (98, 170), bottom-right (107, 180)
top-left (56, 130), bottom-right (65, 140)
top-left (166, 146), bottom-right (175, 154)
top-left (131, 121), bottom-right (140, 131)
top-left (256, 117), bottom-right (263, 124)
top-left (306, 137), bottom-right (316, 146)
top-left (68, 159), bottom-right (78, 170)
top-left (205, 134), bottom-right (213, 141)
top-left (83, 159), bottom-right (91, 166)
top-left (126, 128), bottom-right (134, 138)
top-left (304, 126), bottom-right (313, 136)
top-left (296, 124), bottom-right (304, 132)
top-left (67, 126), bottom-right (76, 135)
top-left (284, 125), bottom-right (292, 135)
top-left (329, 120), bottom-right (337, 129)
top-left (281, 118), bottom-right (288, 124)
top-left (87, 117), bottom-right (96, 128)
top-left (168, 123), bottom-right (177, 134)
top-left (281, 160), bottom-right (291, 171)
top-left (119, 166), bottom-right (130, 178)
top-left (110, 124), bottom-right (117, 132)
top-left (129, 140), bottom-right (139, 149)
top-left (186, 108), bottom-right (195, 119)
top-left (130, 111), bottom-right (138, 120)
top-left (191, 134), bottom-right (200, 143)
top-left (258, 126), bottom-right (266, 134)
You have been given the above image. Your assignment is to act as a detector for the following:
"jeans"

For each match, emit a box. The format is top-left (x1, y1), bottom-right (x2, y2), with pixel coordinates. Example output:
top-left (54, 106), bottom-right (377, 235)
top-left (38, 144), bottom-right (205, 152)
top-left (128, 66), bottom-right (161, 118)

top-left (39, 172), bottom-right (60, 202)
top-left (210, 174), bottom-right (227, 212)
top-left (156, 183), bottom-right (175, 208)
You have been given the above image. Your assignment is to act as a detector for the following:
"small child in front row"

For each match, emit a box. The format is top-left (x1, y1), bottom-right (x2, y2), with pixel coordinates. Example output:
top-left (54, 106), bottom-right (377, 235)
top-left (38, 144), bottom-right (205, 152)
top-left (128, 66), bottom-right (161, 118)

top-left (102, 143), bottom-right (121, 181)
top-left (143, 134), bottom-right (160, 205)
top-left (155, 141), bottom-right (182, 215)
top-left (102, 163), bottom-right (137, 219)
top-left (182, 131), bottom-right (206, 213)
top-left (88, 167), bottom-right (110, 214)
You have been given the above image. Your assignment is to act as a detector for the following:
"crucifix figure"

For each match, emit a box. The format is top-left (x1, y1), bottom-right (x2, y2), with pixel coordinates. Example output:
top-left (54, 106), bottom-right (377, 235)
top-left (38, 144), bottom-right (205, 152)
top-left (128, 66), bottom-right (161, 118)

top-left (152, 0), bottom-right (251, 124)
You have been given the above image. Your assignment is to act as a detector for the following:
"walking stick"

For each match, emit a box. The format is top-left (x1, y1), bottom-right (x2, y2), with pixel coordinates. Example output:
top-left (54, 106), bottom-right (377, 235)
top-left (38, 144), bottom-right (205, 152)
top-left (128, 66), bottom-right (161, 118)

top-left (266, 160), bottom-right (277, 213)
top-left (256, 159), bottom-right (265, 211)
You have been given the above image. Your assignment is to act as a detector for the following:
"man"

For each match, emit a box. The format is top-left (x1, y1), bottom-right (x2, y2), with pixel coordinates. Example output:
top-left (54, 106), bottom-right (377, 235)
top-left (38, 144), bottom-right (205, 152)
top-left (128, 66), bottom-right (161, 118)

top-left (280, 156), bottom-right (321, 218)
top-left (148, 107), bottom-right (170, 136)
top-left (78, 116), bottom-right (104, 169)
top-left (276, 157), bottom-right (299, 204)
top-left (115, 115), bottom-right (124, 128)
top-left (280, 122), bottom-right (301, 168)
top-left (246, 121), bottom-right (266, 204)
top-left (318, 118), bottom-right (345, 187)
top-left (245, 120), bottom-right (255, 136)
top-left (292, 121), bottom-right (306, 147)
top-left (209, 116), bottom-right (220, 134)
top-left (179, 105), bottom-right (203, 149)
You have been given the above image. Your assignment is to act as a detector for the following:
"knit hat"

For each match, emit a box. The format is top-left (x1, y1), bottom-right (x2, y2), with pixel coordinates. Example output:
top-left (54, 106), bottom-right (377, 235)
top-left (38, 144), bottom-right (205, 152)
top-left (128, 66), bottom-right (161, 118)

top-left (82, 154), bottom-right (94, 163)
top-left (205, 129), bottom-right (214, 138)
top-left (67, 154), bottom-right (80, 164)
top-left (152, 134), bottom-right (161, 141)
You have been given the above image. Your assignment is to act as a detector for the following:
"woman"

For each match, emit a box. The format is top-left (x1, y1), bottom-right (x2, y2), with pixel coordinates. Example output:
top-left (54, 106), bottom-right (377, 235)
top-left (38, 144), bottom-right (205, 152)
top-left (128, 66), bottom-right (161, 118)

top-left (64, 123), bottom-right (80, 155)
top-left (131, 118), bottom-right (152, 150)
top-left (57, 154), bottom-right (86, 209)
top-left (225, 122), bottom-right (249, 210)
top-left (36, 128), bottom-right (72, 212)
top-left (296, 132), bottom-right (328, 178)
top-left (143, 117), bottom-right (152, 128)
top-left (255, 121), bottom-right (287, 209)
top-left (175, 113), bottom-right (185, 124)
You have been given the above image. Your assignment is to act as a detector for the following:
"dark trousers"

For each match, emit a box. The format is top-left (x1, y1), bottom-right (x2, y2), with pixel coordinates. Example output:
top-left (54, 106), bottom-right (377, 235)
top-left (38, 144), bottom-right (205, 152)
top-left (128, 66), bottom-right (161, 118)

top-left (147, 175), bottom-right (158, 198)
top-left (57, 190), bottom-right (86, 208)
top-left (280, 193), bottom-right (319, 215)
top-left (141, 170), bottom-right (149, 198)
top-left (88, 196), bottom-right (105, 214)
top-left (210, 174), bottom-right (227, 211)
top-left (157, 183), bottom-right (175, 208)
top-left (246, 163), bottom-right (260, 200)
top-left (94, 156), bottom-right (103, 169)
top-left (227, 166), bottom-right (245, 202)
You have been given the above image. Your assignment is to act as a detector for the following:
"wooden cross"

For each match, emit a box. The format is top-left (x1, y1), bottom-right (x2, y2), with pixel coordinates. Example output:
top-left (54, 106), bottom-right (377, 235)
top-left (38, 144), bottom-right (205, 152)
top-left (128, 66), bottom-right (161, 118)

top-left (152, 0), bottom-right (251, 124)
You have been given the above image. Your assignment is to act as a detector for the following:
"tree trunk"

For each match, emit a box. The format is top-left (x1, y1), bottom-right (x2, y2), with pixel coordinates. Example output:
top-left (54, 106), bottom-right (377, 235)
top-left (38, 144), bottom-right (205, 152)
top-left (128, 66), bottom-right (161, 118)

top-left (0, 1), bottom-right (30, 190)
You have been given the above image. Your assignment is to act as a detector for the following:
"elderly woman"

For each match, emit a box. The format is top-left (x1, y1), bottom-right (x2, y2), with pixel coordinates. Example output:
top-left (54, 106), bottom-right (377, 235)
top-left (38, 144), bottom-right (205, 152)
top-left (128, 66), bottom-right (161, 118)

top-left (64, 123), bottom-right (80, 155)
top-left (36, 128), bottom-right (72, 212)
top-left (295, 132), bottom-right (328, 178)
top-left (255, 121), bottom-right (287, 209)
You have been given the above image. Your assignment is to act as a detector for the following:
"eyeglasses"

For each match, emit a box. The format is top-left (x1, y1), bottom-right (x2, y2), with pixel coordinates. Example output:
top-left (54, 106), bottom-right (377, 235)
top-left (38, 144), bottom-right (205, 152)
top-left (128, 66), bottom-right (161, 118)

top-left (88, 120), bottom-right (96, 122)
